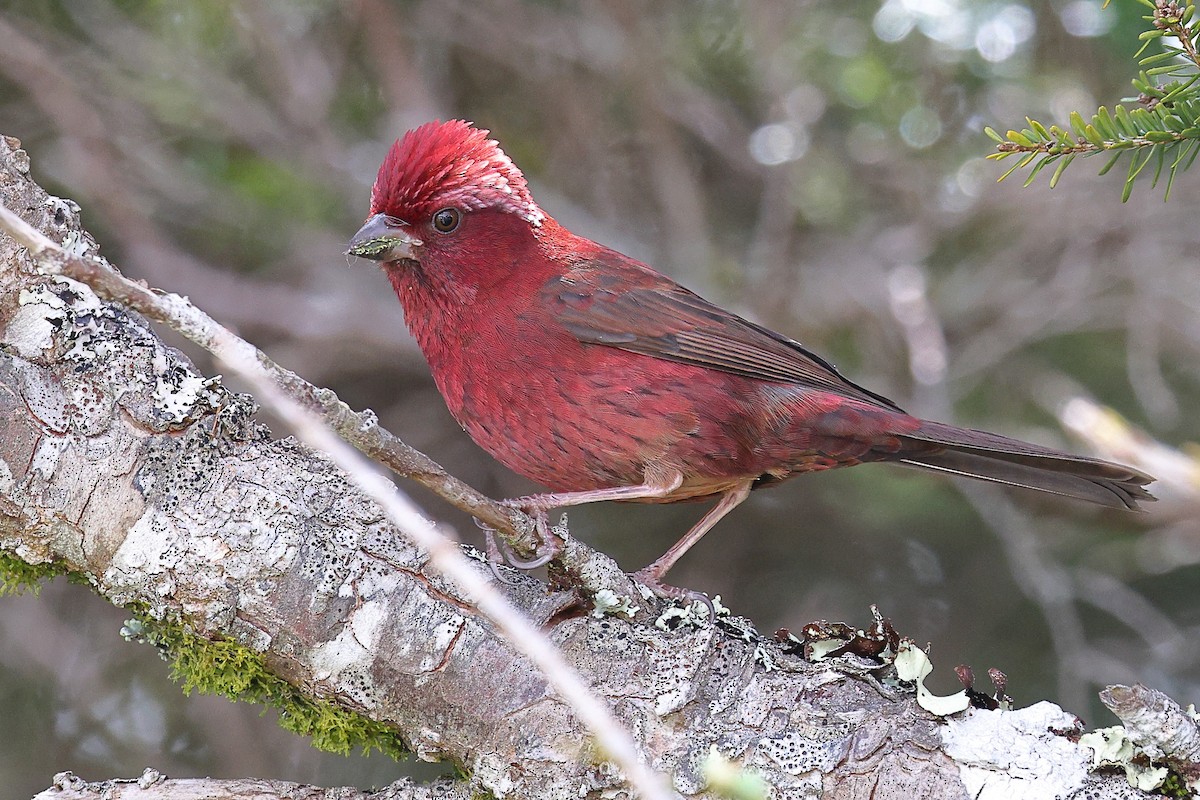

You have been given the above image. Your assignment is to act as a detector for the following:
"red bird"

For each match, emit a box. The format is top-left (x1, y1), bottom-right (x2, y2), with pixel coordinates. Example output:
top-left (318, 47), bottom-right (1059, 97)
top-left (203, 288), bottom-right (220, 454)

top-left (349, 120), bottom-right (1154, 601)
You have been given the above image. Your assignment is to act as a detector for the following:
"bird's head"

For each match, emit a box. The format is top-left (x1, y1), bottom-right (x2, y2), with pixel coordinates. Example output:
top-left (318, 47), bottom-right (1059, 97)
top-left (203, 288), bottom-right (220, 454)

top-left (348, 120), bottom-right (547, 278)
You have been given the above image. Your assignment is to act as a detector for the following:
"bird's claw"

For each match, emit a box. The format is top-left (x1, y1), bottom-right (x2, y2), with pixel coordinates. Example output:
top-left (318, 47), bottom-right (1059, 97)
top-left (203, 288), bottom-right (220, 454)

top-left (481, 530), bottom-right (520, 584)
top-left (476, 507), bottom-right (563, 581)
top-left (631, 567), bottom-right (716, 618)
top-left (492, 530), bottom-right (559, 569)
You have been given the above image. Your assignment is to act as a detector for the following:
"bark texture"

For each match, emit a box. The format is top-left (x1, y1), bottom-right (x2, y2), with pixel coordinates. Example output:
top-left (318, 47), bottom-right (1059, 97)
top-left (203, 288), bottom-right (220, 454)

top-left (0, 134), bottom-right (1154, 800)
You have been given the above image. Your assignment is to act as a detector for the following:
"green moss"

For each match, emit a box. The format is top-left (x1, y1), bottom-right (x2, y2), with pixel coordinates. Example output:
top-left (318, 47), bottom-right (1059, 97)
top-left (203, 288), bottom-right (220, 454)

top-left (124, 607), bottom-right (412, 761)
top-left (0, 552), bottom-right (68, 596)
top-left (1156, 770), bottom-right (1193, 798)
top-left (3, 550), bottom-right (415, 762)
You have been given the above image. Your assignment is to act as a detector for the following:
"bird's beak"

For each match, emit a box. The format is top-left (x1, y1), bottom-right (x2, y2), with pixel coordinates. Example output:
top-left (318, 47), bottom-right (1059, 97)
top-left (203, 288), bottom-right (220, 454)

top-left (346, 214), bottom-right (422, 263)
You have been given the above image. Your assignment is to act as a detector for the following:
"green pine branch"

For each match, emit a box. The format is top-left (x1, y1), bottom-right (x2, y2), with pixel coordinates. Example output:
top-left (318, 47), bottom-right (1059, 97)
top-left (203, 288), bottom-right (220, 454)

top-left (987, 0), bottom-right (1200, 200)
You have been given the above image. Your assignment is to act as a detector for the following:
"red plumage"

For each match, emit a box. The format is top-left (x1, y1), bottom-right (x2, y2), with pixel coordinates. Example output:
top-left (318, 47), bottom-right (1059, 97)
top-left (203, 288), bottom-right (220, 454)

top-left (350, 120), bottom-right (1154, 599)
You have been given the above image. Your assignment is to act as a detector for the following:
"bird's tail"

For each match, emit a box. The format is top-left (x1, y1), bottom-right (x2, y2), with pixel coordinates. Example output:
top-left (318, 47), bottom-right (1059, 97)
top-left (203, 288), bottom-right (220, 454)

top-left (894, 420), bottom-right (1155, 510)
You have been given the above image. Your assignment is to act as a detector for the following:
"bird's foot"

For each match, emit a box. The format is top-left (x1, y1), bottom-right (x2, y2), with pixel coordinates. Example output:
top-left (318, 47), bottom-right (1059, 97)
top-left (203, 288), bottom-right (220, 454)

top-left (478, 507), bottom-right (564, 583)
top-left (631, 567), bottom-right (715, 618)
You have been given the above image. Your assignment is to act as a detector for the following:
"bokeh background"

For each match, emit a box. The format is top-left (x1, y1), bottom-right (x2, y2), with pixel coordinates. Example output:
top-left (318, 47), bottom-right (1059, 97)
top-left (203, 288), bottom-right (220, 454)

top-left (2, 0), bottom-right (1199, 795)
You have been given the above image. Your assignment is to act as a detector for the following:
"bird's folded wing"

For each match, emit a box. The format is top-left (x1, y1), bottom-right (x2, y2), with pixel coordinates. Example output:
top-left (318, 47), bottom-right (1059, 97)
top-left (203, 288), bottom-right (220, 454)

top-left (543, 255), bottom-right (904, 412)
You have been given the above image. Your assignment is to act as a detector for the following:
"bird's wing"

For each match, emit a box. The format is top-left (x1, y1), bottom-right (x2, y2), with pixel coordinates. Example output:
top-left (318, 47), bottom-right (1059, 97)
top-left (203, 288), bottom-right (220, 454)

top-left (543, 252), bottom-right (905, 412)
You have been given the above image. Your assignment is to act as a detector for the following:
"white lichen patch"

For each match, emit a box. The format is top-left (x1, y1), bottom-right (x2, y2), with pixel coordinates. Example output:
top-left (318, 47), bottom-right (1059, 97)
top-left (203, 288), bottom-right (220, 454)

top-left (383, 586), bottom-right (476, 682)
top-left (183, 483), bottom-right (301, 578)
top-left (64, 326), bottom-right (120, 363)
top-left (752, 643), bottom-right (778, 672)
top-left (232, 517), bottom-right (296, 574)
top-left (892, 640), bottom-right (969, 716)
top-left (150, 351), bottom-right (223, 423)
top-left (28, 436), bottom-right (68, 481)
top-left (311, 621), bottom-right (375, 682)
top-left (8, 284), bottom-right (69, 357)
top-left (307, 623), bottom-right (381, 710)
top-left (805, 639), bottom-right (847, 663)
top-left (943, 701), bottom-right (1089, 800)
top-left (591, 588), bottom-right (638, 619)
top-left (1080, 726), bottom-right (1170, 792)
top-left (11, 277), bottom-right (227, 431)
top-left (60, 229), bottom-right (92, 258)
top-left (654, 601), bottom-right (709, 631)
top-left (43, 196), bottom-right (81, 233)
top-left (347, 598), bottom-right (390, 654)
top-left (187, 531), bottom-right (233, 566)
top-left (104, 510), bottom-right (182, 600)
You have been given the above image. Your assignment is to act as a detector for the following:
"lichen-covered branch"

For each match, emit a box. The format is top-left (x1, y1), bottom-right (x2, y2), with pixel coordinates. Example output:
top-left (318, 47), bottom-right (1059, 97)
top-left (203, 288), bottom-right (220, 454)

top-left (1101, 684), bottom-right (1200, 792)
top-left (0, 135), bottom-right (1161, 799)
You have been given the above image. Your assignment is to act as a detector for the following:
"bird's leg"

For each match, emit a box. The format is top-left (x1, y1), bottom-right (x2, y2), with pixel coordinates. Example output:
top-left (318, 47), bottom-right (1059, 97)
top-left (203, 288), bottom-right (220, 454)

top-left (490, 469), bottom-right (686, 574)
top-left (632, 481), bottom-right (752, 614)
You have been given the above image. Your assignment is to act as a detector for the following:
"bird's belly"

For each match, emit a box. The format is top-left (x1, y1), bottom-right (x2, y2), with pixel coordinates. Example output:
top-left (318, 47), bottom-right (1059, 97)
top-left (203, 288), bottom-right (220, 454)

top-left (431, 344), bottom-right (909, 496)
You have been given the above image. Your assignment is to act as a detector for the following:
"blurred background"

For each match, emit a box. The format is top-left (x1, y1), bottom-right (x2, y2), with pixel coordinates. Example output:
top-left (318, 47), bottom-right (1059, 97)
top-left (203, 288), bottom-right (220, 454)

top-left (2, 0), bottom-right (1199, 795)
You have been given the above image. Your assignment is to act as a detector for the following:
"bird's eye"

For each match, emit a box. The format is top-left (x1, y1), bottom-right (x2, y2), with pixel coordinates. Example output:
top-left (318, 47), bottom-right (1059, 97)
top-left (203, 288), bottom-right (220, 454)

top-left (432, 208), bottom-right (460, 233)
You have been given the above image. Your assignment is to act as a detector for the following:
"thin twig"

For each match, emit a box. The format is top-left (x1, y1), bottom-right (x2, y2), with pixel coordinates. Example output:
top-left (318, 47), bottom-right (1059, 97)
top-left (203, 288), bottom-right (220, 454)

top-left (0, 201), bottom-right (675, 800)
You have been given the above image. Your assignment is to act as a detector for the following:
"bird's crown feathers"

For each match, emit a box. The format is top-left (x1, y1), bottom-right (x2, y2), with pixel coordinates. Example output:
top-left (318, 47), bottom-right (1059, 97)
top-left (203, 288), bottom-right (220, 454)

top-left (370, 120), bottom-right (543, 226)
